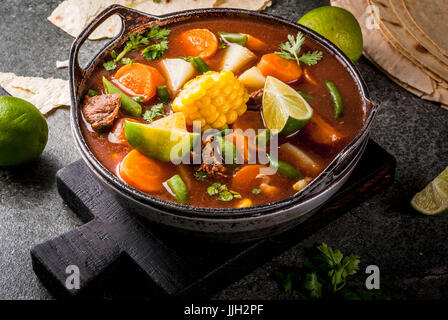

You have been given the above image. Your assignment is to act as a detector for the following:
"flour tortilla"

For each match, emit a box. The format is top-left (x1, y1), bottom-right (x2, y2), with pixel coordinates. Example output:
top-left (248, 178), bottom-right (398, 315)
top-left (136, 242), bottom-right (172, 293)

top-left (331, 0), bottom-right (448, 105)
top-left (48, 0), bottom-right (272, 40)
top-left (368, 0), bottom-right (448, 83)
top-left (48, 0), bottom-right (218, 40)
top-left (0, 73), bottom-right (69, 115)
top-left (402, 0), bottom-right (448, 58)
top-left (364, 52), bottom-right (448, 105)
top-left (390, 0), bottom-right (448, 63)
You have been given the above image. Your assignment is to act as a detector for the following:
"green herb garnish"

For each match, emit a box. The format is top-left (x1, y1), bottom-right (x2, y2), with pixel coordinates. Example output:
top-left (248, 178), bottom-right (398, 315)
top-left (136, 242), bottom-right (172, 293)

top-left (103, 61), bottom-right (117, 71)
top-left (143, 103), bottom-right (165, 123)
top-left (207, 182), bottom-right (241, 201)
top-left (207, 182), bottom-right (222, 196)
top-left (274, 242), bottom-right (389, 300)
top-left (103, 26), bottom-right (170, 70)
top-left (121, 57), bottom-right (133, 65)
top-left (252, 188), bottom-right (261, 195)
top-left (275, 32), bottom-right (323, 67)
top-left (194, 171), bottom-right (208, 181)
top-left (147, 25), bottom-right (171, 41)
top-left (142, 40), bottom-right (169, 60)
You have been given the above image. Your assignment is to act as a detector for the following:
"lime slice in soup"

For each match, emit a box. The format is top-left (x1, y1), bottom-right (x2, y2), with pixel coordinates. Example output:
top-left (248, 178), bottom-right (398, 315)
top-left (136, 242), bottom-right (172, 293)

top-left (125, 122), bottom-right (199, 163)
top-left (262, 76), bottom-right (313, 136)
top-left (411, 167), bottom-right (448, 215)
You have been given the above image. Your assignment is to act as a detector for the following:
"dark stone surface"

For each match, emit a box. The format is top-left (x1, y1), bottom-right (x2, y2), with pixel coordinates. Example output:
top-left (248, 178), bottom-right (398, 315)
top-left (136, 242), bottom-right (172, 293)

top-left (0, 0), bottom-right (447, 300)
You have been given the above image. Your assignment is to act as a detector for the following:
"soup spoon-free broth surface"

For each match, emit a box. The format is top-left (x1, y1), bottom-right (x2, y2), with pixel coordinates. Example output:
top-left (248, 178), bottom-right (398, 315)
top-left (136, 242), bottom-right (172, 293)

top-left (81, 17), bottom-right (365, 208)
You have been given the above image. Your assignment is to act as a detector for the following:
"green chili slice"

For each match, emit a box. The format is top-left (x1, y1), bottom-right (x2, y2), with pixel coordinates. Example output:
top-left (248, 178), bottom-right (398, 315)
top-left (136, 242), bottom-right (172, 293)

top-left (325, 80), bottom-right (344, 120)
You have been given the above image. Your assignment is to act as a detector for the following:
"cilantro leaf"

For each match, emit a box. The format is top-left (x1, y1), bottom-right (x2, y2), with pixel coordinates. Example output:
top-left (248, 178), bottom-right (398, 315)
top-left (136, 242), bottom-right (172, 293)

top-left (143, 103), bottom-right (165, 123)
top-left (298, 50), bottom-right (324, 66)
top-left (207, 182), bottom-right (240, 201)
top-left (121, 57), bottom-right (133, 65)
top-left (275, 31), bottom-right (323, 67)
top-left (147, 25), bottom-right (171, 41)
top-left (142, 40), bottom-right (169, 60)
top-left (103, 61), bottom-right (117, 71)
top-left (303, 272), bottom-right (323, 299)
top-left (218, 190), bottom-right (234, 201)
top-left (273, 242), bottom-right (387, 300)
top-left (252, 188), bottom-right (261, 195)
top-left (194, 171), bottom-right (208, 181)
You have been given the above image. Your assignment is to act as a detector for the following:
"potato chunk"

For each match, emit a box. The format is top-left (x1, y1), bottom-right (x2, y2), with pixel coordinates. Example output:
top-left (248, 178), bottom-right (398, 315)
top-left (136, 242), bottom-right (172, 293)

top-left (238, 66), bottom-right (266, 90)
top-left (159, 58), bottom-right (196, 93)
top-left (220, 44), bottom-right (257, 73)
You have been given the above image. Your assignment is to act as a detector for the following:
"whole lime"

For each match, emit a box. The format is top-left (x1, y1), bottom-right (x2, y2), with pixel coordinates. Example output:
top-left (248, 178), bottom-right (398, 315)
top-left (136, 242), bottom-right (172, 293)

top-left (298, 6), bottom-right (363, 63)
top-left (0, 96), bottom-right (48, 166)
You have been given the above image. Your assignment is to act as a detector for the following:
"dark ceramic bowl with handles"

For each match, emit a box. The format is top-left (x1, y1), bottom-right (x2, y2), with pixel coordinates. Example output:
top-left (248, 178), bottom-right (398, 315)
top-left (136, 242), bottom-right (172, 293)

top-left (69, 5), bottom-right (378, 243)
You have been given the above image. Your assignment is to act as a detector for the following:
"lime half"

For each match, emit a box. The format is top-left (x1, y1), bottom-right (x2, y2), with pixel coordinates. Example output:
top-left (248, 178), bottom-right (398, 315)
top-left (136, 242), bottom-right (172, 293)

top-left (0, 96), bottom-right (48, 166)
top-left (411, 167), bottom-right (448, 215)
top-left (262, 76), bottom-right (313, 136)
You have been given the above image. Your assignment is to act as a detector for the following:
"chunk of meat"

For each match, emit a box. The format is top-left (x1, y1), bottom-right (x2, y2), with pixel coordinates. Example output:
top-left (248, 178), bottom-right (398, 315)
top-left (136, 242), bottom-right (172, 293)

top-left (247, 88), bottom-right (263, 106)
top-left (196, 136), bottom-right (229, 178)
top-left (82, 94), bottom-right (121, 131)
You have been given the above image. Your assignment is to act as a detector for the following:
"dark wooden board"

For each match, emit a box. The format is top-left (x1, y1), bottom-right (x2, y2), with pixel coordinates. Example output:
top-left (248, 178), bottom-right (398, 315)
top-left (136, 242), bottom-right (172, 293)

top-left (31, 139), bottom-right (395, 299)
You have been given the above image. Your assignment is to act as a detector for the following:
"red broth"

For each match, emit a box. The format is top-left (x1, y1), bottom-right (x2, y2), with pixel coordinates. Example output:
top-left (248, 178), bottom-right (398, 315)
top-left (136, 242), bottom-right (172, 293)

top-left (80, 17), bottom-right (365, 208)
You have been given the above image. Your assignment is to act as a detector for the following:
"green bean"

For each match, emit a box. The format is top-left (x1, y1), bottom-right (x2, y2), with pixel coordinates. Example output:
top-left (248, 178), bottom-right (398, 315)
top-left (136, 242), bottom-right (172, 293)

top-left (325, 80), bottom-right (344, 120)
top-left (188, 56), bottom-right (212, 73)
top-left (267, 154), bottom-right (301, 179)
top-left (218, 32), bottom-right (248, 46)
top-left (166, 174), bottom-right (189, 204)
top-left (157, 85), bottom-right (171, 103)
top-left (102, 77), bottom-right (142, 117)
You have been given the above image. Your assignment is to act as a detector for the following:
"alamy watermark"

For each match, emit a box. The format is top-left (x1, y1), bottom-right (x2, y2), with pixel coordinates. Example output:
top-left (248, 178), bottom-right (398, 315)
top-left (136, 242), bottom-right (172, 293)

top-left (169, 120), bottom-right (279, 175)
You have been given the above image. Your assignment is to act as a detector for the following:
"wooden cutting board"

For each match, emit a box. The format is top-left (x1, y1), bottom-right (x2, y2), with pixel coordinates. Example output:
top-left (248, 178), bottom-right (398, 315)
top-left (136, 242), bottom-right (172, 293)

top-left (31, 139), bottom-right (395, 299)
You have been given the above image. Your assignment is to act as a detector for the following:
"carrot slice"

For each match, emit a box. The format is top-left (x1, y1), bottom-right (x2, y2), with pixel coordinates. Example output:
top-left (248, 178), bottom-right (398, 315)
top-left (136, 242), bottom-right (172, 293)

top-left (301, 113), bottom-right (345, 146)
top-left (179, 29), bottom-right (219, 59)
top-left (226, 132), bottom-right (250, 163)
top-left (244, 34), bottom-right (267, 51)
top-left (232, 164), bottom-right (267, 191)
top-left (257, 53), bottom-right (302, 83)
top-left (114, 63), bottom-right (165, 102)
top-left (118, 149), bottom-right (169, 193)
top-left (108, 118), bottom-right (141, 145)
top-left (303, 68), bottom-right (318, 86)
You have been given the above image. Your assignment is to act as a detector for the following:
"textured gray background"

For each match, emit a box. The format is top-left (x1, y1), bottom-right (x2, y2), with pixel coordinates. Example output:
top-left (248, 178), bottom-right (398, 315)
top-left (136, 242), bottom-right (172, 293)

top-left (0, 0), bottom-right (447, 300)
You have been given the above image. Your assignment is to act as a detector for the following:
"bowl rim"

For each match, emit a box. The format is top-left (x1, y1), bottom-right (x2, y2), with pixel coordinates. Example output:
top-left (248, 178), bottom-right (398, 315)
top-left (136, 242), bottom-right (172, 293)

top-left (70, 7), bottom-right (377, 219)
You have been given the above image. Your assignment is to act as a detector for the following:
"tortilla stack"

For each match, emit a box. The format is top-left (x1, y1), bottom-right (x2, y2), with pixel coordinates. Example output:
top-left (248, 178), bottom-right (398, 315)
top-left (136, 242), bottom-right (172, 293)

top-left (331, 0), bottom-right (448, 107)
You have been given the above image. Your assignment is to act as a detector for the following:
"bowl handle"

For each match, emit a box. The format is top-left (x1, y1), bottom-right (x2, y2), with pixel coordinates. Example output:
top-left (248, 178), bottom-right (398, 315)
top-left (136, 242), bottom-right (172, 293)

top-left (69, 4), bottom-right (159, 92)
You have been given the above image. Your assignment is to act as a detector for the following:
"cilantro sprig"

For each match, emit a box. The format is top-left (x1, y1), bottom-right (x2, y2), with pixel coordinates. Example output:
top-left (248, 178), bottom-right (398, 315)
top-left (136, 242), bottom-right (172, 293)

top-left (142, 40), bottom-right (169, 60)
top-left (103, 25), bottom-right (171, 70)
top-left (274, 242), bottom-right (389, 300)
top-left (275, 31), bottom-right (323, 67)
top-left (143, 103), bottom-right (165, 123)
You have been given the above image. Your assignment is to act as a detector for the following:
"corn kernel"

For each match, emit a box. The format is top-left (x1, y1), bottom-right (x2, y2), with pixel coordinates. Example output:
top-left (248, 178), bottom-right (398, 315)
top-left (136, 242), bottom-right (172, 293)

top-left (172, 71), bottom-right (249, 130)
top-left (226, 110), bottom-right (238, 124)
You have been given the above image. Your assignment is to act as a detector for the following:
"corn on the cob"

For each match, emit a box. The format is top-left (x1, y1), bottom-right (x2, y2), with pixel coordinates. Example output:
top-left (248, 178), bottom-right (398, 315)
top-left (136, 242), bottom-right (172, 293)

top-left (172, 71), bottom-right (249, 130)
